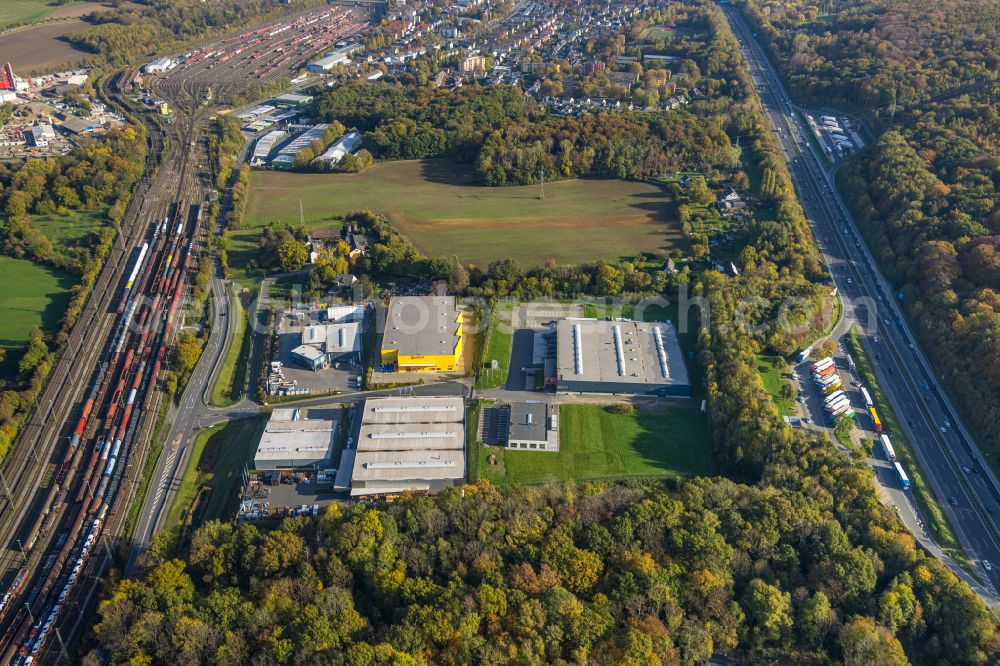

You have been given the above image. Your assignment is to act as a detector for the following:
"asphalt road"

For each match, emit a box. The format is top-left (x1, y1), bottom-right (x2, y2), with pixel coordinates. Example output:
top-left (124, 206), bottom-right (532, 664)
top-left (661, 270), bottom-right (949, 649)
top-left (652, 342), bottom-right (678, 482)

top-left (724, 8), bottom-right (1000, 598)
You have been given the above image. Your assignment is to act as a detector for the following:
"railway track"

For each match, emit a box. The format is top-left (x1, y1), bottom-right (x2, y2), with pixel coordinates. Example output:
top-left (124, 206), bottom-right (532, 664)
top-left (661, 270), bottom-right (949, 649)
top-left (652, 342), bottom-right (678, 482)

top-left (0, 6), bottom-right (376, 661)
top-left (0, 121), bottom-right (203, 662)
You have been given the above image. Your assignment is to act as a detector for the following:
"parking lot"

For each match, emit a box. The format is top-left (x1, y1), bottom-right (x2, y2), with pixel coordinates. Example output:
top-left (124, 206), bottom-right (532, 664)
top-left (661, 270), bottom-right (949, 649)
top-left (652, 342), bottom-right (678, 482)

top-left (273, 310), bottom-right (363, 395)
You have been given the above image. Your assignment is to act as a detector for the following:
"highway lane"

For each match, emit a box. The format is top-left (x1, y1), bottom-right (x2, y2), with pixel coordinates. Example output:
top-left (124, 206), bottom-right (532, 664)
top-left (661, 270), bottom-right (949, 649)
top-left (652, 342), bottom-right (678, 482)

top-left (723, 8), bottom-right (1000, 596)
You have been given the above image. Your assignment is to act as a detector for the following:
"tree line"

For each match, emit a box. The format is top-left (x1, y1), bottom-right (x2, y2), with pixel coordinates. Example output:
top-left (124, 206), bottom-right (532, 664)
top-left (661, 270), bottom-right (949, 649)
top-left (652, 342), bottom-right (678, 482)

top-left (312, 81), bottom-right (734, 186)
top-left (0, 124), bottom-right (148, 460)
top-left (734, 0), bottom-right (1000, 475)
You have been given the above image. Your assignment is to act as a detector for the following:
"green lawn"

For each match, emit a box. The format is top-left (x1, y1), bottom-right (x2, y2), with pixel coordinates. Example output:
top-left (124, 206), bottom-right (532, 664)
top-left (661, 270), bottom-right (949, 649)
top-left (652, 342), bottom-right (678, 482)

top-left (210, 285), bottom-right (251, 406)
top-left (475, 301), bottom-right (515, 390)
top-left (479, 404), bottom-right (712, 485)
top-left (0, 257), bottom-right (75, 348)
top-left (237, 159), bottom-right (685, 268)
top-left (32, 208), bottom-right (107, 252)
top-left (165, 417), bottom-right (266, 530)
top-left (756, 354), bottom-right (795, 416)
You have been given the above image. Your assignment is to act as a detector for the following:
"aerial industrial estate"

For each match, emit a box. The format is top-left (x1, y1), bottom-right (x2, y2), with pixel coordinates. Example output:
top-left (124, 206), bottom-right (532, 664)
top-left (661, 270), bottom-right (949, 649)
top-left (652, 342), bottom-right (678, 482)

top-left (0, 0), bottom-right (997, 662)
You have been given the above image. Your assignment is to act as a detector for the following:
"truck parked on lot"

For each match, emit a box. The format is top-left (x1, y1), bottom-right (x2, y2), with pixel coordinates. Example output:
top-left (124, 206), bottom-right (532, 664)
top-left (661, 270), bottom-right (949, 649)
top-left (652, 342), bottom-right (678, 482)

top-left (860, 386), bottom-right (873, 409)
top-left (812, 357), bottom-right (834, 373)
top-left (815, 372), bottom-right (839, 388)
top-left (823, 390), bottom-right (846, 406)
top-left (880, 434), bottom-right (896, 461)
top-left (814, 364), bottom-right (837, 380)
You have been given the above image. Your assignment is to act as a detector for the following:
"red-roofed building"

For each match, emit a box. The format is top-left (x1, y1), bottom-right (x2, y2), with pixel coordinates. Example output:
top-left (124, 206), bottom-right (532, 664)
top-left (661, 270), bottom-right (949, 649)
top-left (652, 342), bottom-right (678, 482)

top-left (0, 63), bottom-right (16, 92)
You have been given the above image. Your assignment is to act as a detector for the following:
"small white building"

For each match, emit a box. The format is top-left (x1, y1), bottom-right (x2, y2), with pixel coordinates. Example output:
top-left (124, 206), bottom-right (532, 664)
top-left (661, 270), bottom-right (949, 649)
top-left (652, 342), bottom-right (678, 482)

top-left (315, 131), bottom-right (363, 166)
top-left (325, 304), bottom-right (366, 323)
top-left (29, 124), bottom-right (55, 147)
top-left (300, 321), bottom-right (362, 363)
top-left (143, 57), bottom-right (176, 75)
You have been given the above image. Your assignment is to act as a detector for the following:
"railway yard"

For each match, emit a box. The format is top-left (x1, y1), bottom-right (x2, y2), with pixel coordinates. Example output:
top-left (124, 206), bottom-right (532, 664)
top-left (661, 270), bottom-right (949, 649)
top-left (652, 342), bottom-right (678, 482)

top-left (0, 4), bottom-right (374, 662)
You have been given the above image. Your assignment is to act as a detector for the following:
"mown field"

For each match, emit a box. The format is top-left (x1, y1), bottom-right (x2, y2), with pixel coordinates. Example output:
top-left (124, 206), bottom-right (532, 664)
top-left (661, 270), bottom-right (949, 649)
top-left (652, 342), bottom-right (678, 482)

top-left (478, 404), bottom-right (712, 485)
top-left (237, 159), bottom-right (684, 269)
top-left (0, 257), bottom-right (74, 349)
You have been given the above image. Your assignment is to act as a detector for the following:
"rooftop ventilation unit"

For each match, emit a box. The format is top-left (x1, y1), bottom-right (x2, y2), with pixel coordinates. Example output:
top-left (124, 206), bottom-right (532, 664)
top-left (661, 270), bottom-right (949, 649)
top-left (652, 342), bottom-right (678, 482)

top-left (371, 405), bottom-right (458, 413)
top-left (368, 431), bottom-right (456, 439)
top-left (572, 324), bottom-right (584, 375)
top-left (652, 326), bottom-right (670, 379)
top-left (364, 460), bottom-right (455, 469)
top-left (612, 325), bottom-right (625, 376)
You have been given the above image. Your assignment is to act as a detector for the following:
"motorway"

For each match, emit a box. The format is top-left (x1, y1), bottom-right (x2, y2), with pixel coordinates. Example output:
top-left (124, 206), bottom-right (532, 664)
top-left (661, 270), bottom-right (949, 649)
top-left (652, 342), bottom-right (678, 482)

top-left (723, 8), bottom-right (1000, 598)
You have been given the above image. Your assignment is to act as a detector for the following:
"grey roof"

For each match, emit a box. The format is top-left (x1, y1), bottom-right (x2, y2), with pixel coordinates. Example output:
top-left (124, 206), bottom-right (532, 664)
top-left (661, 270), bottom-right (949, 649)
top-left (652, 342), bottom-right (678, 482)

top-left (252, 130), bottom-right (287, 160)
top-left (508, 402), bottom-right (546, 443)
top-left (254, 411), bottom-right (339, 466)
top-left (300, 322), bottom-right (360, 354)
top-left (60, 116), bottom-right (94, 133)
top-left (291, 344), bottom-right (325, 363)
top-left (381, 296), bottom-right (461, 358)
top-left (555, 318), bottom-right (689, 388)
top-left (358, 396), bottom-right (464, 424)
top-left (277, 124), bottom-right (329, 156)
top-left (349, 397), bottom-right (466, 493)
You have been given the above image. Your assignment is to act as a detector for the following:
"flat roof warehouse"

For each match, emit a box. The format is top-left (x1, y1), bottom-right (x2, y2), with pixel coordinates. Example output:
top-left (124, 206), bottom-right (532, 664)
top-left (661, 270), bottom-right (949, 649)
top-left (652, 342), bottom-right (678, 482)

top-left (383, 297), bottom-right (462, 357)
top-left (343, 396), bottom-right (466, 496)
top-left (555, 318), bottom-right (691, 396)
top-left (254, 408), bottom-right (340, 470)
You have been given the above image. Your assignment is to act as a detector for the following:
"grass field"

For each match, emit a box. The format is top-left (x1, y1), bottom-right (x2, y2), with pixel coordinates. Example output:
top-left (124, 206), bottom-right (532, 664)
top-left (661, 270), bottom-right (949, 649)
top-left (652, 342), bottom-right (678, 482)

top-left (0, 257), bottom-right (74, 349)
top-left (756, 354), bottom-right (796, 416)
top-left (32, 208), bottom-right (107, 251)
top-left (475, 301), bottom-right (514, 390)
top-left (478, 404), bottom-right (711, 485)
top-left (210, 286), bottom-right (251, 406)
top-left (237, 159), bottom-right (684, 269)
top-left (0, 0), bottom-right (64, 28)
top-left (165, 417), bottom-right (266, 531)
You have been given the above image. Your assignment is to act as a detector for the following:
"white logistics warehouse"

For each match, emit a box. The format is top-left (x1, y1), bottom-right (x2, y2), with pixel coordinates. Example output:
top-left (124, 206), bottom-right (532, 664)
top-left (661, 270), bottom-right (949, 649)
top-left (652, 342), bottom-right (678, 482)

top-left (554, 318), bottom-right (691, 396)
top-left (337, 396), bottom-right (466, 497)
top-left (253, 408), bottom-right (341, 471)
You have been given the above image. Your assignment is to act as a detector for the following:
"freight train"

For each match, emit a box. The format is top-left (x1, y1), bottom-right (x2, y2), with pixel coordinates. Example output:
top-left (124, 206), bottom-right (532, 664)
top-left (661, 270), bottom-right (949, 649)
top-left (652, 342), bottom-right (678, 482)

top-left (2, 202), bottom-right (200, 664)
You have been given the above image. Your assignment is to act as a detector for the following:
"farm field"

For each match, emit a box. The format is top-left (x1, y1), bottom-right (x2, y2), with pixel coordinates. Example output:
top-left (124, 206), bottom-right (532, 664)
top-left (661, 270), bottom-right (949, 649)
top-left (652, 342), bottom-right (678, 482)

top-left (0, 19), bottom-right (89, 71)
top-left (0, 257), bottom-right (74, 349)
top-left (0, 1), bottom-right (103, 29)
top-left (478, 404), bottom-right (711, 485)
top-left (238, 159), bottom-right (684, 268)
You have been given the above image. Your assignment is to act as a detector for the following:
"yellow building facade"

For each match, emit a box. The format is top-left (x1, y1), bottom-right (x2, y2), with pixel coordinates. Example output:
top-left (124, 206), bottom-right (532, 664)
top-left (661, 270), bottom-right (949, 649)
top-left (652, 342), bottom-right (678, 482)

top-left (380, 297), bottom-right (463, 372)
